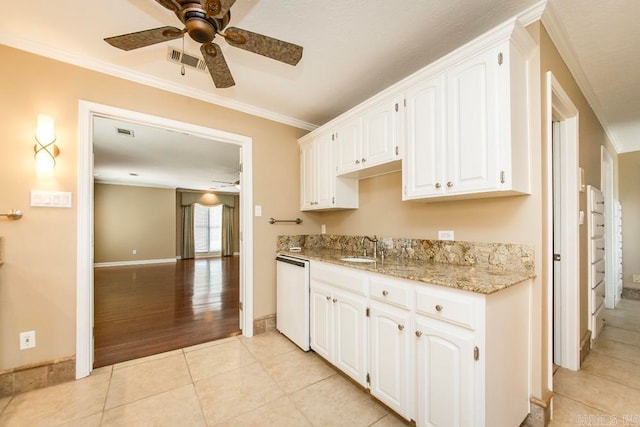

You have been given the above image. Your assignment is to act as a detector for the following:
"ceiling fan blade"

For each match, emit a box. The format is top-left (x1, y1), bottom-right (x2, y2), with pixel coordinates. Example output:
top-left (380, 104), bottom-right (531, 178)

top-left (154, 0), bottom-right (181, 12)
top-left (204, 0), bottom-right (236, 20)
top-left (223, 27), bottom-right (303, 66)
top-left (104, 26), bottom-right (184, 51)
top-left (201, 43), bottom-right (235, 88)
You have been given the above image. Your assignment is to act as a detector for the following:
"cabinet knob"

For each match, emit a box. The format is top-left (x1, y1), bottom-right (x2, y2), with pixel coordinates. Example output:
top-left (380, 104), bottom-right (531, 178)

top-left (332, 298), bottom-right (337, 303)
top-left (362, 158), bottom-right (366, 163)
top-left (435, 304), bottom-right (443, 312)
top-left (326, 295), bottom-right (331, 301)
top-left (398, 324), bottom-right (404, 331)
top-left (382, 290), bottom-right (389, 296)
top-left (435, 183), bottom-right (441, 189)
top-left (415, 331), bottom-right (422, 337)
top-left (355, 159), bottom-right (360, 164)
top-left (447, 182), bottom-right (453, 188)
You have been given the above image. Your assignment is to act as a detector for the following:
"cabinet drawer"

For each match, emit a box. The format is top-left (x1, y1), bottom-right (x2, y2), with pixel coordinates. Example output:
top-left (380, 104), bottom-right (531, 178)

top-left (591, 280), bottom-right (605, 314)
top-left (591, 259), bottom-right (605, 287)
top-left (415, 286), bottom-right (477, 330)
top-left (310, 261), bottom-right (368, 295)
top-left (590, 191), bottom-right (605, 213)
top-left (589, 213), bottom-right (605, 238)
top-left (369, 275), bottom-right (412, 309)
top-left (591, 238), bottom-right (605, 262)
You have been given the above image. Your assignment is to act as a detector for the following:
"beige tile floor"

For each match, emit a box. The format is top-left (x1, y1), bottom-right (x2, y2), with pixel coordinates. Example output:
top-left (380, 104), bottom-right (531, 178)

top-left (0, 333), bottom-right (410, 427)
top-left (550, 298), bottom-right (640, 426)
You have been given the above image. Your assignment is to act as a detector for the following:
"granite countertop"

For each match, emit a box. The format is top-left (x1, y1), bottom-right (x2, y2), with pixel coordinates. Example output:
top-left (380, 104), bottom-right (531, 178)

top-left (277, 248), bottom-right (534, 295)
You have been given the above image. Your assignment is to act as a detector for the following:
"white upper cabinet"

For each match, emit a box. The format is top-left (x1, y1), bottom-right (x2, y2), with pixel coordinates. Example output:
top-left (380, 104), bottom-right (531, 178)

top-left (300, 131), bottom-right (358, 211)
top-left (337, 95), bottom-right (403, 178)
top-left (403, 20), bottom-right (535, 201)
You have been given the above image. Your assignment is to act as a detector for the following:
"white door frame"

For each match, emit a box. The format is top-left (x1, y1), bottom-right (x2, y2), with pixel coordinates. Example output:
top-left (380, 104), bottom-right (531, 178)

top-left (601, 146), bottom-right (616, 308)
top-left (545, 72), bottom-right (580, 377)
top-left (75, 101), bottom-right (254, 379)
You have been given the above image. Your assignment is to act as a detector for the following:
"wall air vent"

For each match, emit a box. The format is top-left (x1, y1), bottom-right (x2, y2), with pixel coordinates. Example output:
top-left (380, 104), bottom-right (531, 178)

top-left (167, 47), bottom-right (207, 72)
top-left (116, 128), bottom-right (134, 137)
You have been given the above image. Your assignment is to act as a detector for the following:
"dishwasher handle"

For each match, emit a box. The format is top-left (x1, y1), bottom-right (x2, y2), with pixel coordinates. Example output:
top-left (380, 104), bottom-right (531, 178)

top-left (276, 255), bottom-right (307, 268)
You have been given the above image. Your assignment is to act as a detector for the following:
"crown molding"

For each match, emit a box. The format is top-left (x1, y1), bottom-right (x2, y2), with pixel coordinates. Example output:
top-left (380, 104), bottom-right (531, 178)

top-left (0, 33), bottom-right (318, 132)
top-left (518, 0), bottom-right (548, 26)
top-left (541, 1), bottom-right (623, 153)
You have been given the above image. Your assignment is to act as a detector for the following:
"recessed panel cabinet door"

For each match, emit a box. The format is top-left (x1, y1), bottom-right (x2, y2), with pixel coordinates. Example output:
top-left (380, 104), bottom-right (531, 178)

top-left (446, 48), bottom-right (500, 195)
top-left (336, 117), bottom-right (363, 175)
top-left (315, 132), bottom-right (335, 208)
top-left (369, 303), bottom-right (411, 420)
top-left (333, 288), bottom-right (368, 386)
top-left (415, 316), bottom-right (476, 427)
top-left (362, 96), bottom-right (401, 167)
top-left (310, 284), bottom-right (332, 361)
top-left (403, 75), bottom-right (445, 199)
top-left (300, 140), bottom-right (315, 210)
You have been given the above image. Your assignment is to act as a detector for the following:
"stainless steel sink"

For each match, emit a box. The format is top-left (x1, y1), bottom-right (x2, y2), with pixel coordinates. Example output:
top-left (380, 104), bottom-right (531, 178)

top-left (340, 257), bottom-right (376, 263)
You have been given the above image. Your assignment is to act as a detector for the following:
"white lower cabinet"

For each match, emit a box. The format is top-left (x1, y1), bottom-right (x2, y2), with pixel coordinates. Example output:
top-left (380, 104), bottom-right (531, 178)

top-left (309, 261), bottom-right (530, 426)
top-left (310, 263), bottom-right (368, 387)
top-left (368, 301), bottom-right (412, 420)
top-left (414, 315), bottom-right (475, 427)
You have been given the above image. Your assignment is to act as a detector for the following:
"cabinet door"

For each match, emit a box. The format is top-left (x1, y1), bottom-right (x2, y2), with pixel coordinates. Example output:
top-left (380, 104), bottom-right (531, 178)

top-left (310, 284), bottom-right (333, 361)
top-left (403, 75), bottom-right (445, 199)
top-left (336, 117), bottom-right (362, 175)
top-left (300, 140), bottom-right (316, 210)
top-left (362, 96), bottom-right (401, 168)
top-left (369, 302), bottom-right (411, 420)
top-left (446, 48), bottom-right (500, 195)
top-left (333, 288), bottom-right (368, 386)
top-left (415, 316), bottom-right (476, 427)
top-left (315, 131), bottom-right (335, 208)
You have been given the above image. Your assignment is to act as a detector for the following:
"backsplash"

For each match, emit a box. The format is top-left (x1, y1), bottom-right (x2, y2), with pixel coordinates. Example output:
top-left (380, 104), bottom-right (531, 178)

top-left (277, 234), bottom-right (534, 274)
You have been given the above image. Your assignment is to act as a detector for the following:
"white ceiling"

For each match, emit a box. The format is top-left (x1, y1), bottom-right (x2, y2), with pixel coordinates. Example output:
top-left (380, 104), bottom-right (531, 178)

top-left (2, 0), bottom-right (639, 189)
top-left (93, 116), bottom-right (240, 192)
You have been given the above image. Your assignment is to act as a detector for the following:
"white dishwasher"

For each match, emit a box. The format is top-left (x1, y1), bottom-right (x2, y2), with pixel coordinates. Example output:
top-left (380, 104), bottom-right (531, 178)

top-left (276, 254), bottom-right (310, 351)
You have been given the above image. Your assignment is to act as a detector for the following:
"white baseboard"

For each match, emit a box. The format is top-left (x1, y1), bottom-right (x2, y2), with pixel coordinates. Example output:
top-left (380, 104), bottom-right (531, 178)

top-left (233, 252), bottom-right (240, 256)
top-left (94, 258), bottom-right (177, 268)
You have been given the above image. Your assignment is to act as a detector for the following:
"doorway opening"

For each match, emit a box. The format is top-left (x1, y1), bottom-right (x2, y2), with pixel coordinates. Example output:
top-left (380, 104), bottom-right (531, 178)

top-left (76, 101), bottom-right (254, 378)
top-left (546, 71), bottom-right (580, 380)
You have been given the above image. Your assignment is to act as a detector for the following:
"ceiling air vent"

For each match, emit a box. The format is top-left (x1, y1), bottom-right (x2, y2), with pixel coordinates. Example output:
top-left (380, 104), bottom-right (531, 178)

top-left (116, 127), bottom-right (134, 137)
top-left (167, 47), bottom-right (207, 72)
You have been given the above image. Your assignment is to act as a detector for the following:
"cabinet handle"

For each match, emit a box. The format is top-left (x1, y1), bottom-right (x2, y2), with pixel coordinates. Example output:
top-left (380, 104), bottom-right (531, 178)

top-left (398, 324), bottom-right (404, 331)
top-left (362, 158), bottom-right (366, 163)
top-left (415, 331), bottom-right (422, 337)
top-left (395, 103), bottom-right (399, 112)
top-left (447, 182), bottom-right (453, 188)
top-left (435, 304), bottom-right (443, 312)
top-left (435, 183), bottom-right (441, 189)
top-left (382, 290), bottom-right (389, 296)
top-left (326, 295), bottom-right (331, 301)
top-left (332, 298), bottom-right (337, 303)
top-left (355, 159), bottom-right (360, 164)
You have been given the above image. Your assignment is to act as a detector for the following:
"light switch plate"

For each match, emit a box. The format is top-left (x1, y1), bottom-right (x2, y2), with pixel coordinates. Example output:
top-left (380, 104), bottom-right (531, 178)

top-left (254, 205), bottom-right (262, 217)
top-left (31, 190), bottom-right (72, 208)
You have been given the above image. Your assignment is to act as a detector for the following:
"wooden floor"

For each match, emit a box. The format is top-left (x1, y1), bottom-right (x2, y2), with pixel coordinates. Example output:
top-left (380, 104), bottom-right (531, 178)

top-left (94, 257), bottom-right (241, 367)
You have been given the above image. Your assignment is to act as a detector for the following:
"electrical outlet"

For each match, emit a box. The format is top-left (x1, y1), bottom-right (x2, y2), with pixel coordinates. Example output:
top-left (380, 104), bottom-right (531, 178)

top-left (321, 224), bottom-right (326, 234)
top-left (633, 274), bottom-right (640, 284)
top-left (132, 249), bottom-right (137, 255)
top-left (20, 330), bottom-right (36, 350)
top-left (438, 230), bottom-right (454, 241)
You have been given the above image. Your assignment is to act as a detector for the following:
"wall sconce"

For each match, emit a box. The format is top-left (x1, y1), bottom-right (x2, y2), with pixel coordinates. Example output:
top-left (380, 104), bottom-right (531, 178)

top-left (34, 114), bottom-right (59, 174)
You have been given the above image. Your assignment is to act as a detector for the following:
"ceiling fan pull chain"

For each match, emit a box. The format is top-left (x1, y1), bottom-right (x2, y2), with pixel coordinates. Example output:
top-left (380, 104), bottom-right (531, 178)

top-left (180, 32), bottom-right (186, 76)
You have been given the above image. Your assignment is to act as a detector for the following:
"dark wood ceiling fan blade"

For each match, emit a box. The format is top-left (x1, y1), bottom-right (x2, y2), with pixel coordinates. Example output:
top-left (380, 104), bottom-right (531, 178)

top-left (204, 0), bottom-right (236, 19)
top-left (104, 26), bottom-right (184, 51)
top-left (154, 0), bottom-right (181, 11)
top-left (201, 43), bottom-right (235, 88)
top-left (224, 27), bottom-right (303, 66)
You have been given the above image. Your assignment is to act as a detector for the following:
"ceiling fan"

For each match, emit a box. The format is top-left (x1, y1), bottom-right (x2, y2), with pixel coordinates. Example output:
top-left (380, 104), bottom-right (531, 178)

top-left (210, 179), bottom-right (240, 190)
top-left (104, 0), bottom-right (303, 88)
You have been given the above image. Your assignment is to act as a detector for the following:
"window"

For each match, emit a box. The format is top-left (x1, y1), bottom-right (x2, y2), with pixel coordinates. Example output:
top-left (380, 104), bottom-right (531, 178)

top-left (194, 204), bottom-right (222, 254)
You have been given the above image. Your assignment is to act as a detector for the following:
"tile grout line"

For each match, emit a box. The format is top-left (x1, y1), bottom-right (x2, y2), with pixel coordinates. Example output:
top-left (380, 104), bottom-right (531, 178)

top-left (552, 391), bottom-right (618, 418)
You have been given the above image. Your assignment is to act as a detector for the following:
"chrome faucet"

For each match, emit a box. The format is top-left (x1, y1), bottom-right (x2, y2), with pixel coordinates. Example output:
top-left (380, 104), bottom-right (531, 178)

top-left (361, 235), bottom-right (378, 259)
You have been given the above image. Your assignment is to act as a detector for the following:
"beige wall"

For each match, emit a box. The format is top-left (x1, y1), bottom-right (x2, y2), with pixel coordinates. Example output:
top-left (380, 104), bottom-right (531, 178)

top-left (619, 152), bottom-right (640, 288)
top-left (94, 184), bottom-right (176, 263)
top-left (0, 45), bottom-right (308, 370)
